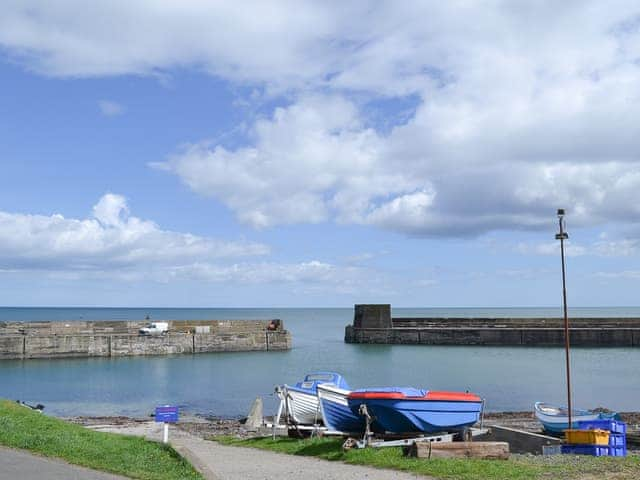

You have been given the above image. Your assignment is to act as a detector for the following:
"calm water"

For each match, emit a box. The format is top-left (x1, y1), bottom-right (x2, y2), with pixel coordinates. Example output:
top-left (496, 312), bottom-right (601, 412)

top-left (1, 307), bottom-right (639, 418)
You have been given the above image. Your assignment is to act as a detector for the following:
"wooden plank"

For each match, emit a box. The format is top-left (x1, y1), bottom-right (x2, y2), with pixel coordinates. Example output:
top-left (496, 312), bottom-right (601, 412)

top-left (408, 441), bottom-right (510, 460)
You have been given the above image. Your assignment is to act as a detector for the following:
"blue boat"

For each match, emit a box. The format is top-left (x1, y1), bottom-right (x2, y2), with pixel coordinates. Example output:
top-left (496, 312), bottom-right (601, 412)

top-left (317, 382), bottom-right (363, 433)
top-left (534, 402), bottom-right (620, 435)
top-left (317, 382), bottom-right (386, 434)
top-left (347, 387), bottom-right (483, 434)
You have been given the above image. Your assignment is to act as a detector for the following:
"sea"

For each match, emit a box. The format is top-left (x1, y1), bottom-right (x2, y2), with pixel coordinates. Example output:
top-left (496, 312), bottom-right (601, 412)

top-left (1, 307), bottom-right (639, 418)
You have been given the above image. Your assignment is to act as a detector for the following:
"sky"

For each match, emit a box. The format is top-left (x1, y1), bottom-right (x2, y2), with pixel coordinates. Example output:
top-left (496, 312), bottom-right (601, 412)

top-left (1, 1), bottom-right (640, 307)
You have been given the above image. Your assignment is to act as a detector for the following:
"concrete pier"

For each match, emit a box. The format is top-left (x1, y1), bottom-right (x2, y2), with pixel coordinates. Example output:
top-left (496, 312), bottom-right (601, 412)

top-left (0, 319), bottom-right (291, 360)
top-left (344, 304), bottom-right (640, 347)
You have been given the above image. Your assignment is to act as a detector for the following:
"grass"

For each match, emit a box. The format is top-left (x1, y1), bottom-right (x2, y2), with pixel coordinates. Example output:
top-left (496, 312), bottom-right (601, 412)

top-left (0, 399), bottom-right (202, 480)
top-left (215, 435), bottom-right (640, 480)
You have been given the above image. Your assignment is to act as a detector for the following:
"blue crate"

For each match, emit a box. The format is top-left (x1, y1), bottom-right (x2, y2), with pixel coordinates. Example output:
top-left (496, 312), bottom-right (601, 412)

top-left (561, 444), bottom-right (627, 457)
top-left (607, 445), bottom-right (627, 457)
top-left (561, 444), bottom-right (610, 456)
top-left (608, 434), bottom-right (626, 447)
top-left (577, 419), bottom-right (626, 434)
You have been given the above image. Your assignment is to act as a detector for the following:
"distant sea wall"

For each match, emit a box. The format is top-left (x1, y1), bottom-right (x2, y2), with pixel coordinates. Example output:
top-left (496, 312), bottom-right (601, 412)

top-left (0, 319), bottom-right (291, 360)
top-left (344, 304), bottom-right (640, 347)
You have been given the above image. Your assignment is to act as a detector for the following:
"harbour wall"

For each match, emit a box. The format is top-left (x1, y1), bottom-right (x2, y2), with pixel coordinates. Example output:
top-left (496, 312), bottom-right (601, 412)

top-left (0, 319), bottom-right (291, 360)
top-left (345, 304), bottom-right (640, 347)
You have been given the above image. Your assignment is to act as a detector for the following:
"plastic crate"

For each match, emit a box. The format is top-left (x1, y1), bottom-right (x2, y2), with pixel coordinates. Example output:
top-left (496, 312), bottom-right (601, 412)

top-left (565, 429), bottom-right (609, 445)
top-left (561, 444), bottom-right (627, 457)
top-left (577, 419), bottom-right (626, 434)
top-left (561, 444), bottom-right (610, 456)
top-left (542, 445), bottom-right (562, 456)
top-left (608, 433), bottom-right (627, 447)
top-left (612, 445), bottom-right (626, 456)
top-left (607, 445), bottom-right (627, 457)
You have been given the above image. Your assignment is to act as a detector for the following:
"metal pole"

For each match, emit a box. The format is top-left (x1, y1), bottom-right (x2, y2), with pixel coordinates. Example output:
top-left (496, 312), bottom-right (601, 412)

top-left (556, 210), bottom-right (572, 430)
top-left (163, 422), bottom-right (169, 444)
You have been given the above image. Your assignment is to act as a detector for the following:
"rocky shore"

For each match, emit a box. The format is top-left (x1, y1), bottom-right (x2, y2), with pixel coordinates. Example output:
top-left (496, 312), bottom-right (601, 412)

top-left (67, 411), bottom-right (640, 445)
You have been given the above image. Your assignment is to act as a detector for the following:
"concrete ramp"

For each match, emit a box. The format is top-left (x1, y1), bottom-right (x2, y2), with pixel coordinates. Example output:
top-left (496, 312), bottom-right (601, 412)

top-left (477, 425), bottom-right (561, 454)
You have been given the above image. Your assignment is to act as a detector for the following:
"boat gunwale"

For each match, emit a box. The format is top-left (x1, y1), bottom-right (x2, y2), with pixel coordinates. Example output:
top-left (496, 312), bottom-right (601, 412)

top-left (348, 390), bottom-right (481, 402)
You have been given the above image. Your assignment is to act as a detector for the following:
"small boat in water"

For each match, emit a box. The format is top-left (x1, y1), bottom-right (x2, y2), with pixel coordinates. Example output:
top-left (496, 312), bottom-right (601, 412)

top-left (276, 372), bottom-right (347, 425)
top-left (534, 401), bottom-right (620, 435)
top-left (347, 387), bottom-right (483, 434)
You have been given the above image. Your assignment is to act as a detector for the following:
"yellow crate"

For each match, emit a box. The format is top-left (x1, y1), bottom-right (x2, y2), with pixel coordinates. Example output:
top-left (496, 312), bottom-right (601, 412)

top-left (565, 429), bottom-right (610, 445)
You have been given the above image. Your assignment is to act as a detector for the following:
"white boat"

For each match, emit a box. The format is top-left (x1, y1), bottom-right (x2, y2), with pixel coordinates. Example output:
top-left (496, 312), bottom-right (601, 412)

top-left (534, 401), bottom-right (617, 435)
top-left (275, 372), bottom-right (345, 426)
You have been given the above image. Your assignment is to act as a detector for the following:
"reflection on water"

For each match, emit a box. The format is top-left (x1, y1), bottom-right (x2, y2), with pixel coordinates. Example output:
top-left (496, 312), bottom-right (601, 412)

top-left (1, 307), bottom-right (639, 417)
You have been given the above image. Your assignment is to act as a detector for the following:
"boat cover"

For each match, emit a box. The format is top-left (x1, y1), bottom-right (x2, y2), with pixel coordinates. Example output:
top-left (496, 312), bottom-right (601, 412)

top-left (288, 372), bottom-right (350, 394)
top-left (348, 387), bottom-right (480, 402)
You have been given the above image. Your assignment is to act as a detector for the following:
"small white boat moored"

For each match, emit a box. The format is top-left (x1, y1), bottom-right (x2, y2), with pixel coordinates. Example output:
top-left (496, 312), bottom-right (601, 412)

top-left (534, 401), bottom-right (619, 435)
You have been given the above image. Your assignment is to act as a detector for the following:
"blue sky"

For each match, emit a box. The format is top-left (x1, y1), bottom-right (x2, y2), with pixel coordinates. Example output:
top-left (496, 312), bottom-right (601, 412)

top-left (1, 1), bottom-right (640, 307)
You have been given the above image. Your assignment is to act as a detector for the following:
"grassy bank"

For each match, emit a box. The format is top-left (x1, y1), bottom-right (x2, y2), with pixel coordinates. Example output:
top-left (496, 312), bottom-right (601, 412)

top-left (215, 436), bottom-right (640, 480)
top-left (0, 400), bottom-right (202, 480)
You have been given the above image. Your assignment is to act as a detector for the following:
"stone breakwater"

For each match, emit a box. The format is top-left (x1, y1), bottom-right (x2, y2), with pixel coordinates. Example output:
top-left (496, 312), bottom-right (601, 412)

top-left (0, 319), bottom-right (291, 360)
top-left (345, 304), bottom-right (640, 347)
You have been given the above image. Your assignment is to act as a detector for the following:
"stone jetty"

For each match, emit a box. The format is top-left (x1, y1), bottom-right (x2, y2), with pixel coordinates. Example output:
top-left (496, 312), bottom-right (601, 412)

top-left (344, 304), bottom-right (640, 347)
top-left (0, 319), bottom-right (291, 360)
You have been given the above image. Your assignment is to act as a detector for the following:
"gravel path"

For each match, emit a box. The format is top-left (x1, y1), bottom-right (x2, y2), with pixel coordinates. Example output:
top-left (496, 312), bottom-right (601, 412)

top-left (90, 422), bottom-right (429, 480)
top-left (0, 446), bottom-right (128, 480)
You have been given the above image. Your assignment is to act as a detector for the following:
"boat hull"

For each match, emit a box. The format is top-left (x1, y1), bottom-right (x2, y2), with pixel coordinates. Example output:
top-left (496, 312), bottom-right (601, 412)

top-left (348, 398), bottom-right (482, 433)
top-left (347, 389), bottom-right (483, 434)
top-left (317, 384), bottom-right (366, 433)
top-left (284, 386), bottom-right (322, 425)
top-left (534, 402), bottom-right (604, 434)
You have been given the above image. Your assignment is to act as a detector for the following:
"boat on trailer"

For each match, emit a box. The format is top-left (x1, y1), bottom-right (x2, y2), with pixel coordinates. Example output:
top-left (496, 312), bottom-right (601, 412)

top-left (347, 387), bottom-right (483, 434)
top-left (534, 401), bottom-right (619, 435)
top-left (317, 382), bottom-right (386, 434)
top-left (276, 372), bottom-right (348, 426)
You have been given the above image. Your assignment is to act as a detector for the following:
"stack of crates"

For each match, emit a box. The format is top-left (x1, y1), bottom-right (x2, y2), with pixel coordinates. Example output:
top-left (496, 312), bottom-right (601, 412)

top-left (561, 419), bottom-right (627, 456)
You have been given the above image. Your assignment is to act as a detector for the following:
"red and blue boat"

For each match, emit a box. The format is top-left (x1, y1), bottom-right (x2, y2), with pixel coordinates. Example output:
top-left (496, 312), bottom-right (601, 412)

top-left (347, 387), bottom-right (483, 434)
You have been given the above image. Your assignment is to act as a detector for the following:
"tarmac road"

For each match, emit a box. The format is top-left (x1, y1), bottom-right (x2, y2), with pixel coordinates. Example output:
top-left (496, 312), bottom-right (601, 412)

top-left (90, 422), bottom-right (427, 480)
top-left (0, 446), bottom-right (128, 480)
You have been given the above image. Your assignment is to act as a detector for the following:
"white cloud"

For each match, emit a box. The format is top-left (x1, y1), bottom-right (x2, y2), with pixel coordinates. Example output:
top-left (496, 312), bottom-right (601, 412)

top-left (37, 258), bottom-right (371, 290)
top-left (161, 93), bottom-right (640, 236)
top-left (0, 1), bottom-right (341, 88)
top-left (2, 2), bottom-right (638, 94)
top-left (593, 238), bottom-right (639, 256)
top-left (515, 241), bottom-right (588, 257)
top-left (514, 233), bottom-right (640, 257)
top-left (5, 2), bottom-right (640, 236)
top-left (98, 100), bottom-right (125, 116)
top-left (495, 268), bottom-right (554, 280)
top-left (157, 95), bottom-right (420, 228)
top-left (0, 195), bottom-right (387, 293)
top-left (366, 190), bottom-right (436, 234)
top-left (168, 260), bottom-right (361, 285)
top-left (0, 193), bottom-right (268, 270)
top-left (593, 270), bottom-right (640, 280)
